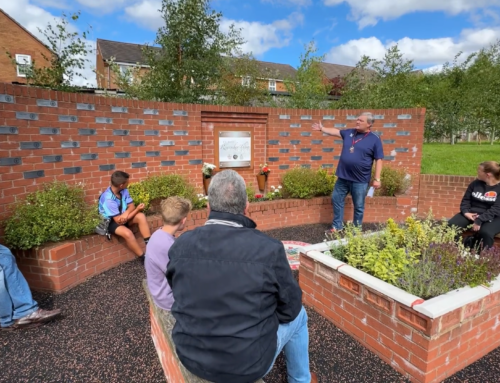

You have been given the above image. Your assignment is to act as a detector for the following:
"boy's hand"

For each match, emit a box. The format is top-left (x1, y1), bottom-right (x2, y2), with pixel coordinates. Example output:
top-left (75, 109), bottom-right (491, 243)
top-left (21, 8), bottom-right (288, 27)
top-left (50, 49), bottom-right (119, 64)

top-left (137, 203), bottom-right (145, 211)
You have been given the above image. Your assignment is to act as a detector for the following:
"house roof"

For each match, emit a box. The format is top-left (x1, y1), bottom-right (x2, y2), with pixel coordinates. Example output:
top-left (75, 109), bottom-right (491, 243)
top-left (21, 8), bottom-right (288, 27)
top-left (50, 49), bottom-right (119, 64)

top-left (0, 9), bottom-right (54, 55)
top-left (318, 62), bottom-right (360, 79)
top-left (97, 38), bottom-right (158, 65)
top-left (252, 60), bottom-right (296, 80)
top-left (97, 38), bottom-right (296, 80)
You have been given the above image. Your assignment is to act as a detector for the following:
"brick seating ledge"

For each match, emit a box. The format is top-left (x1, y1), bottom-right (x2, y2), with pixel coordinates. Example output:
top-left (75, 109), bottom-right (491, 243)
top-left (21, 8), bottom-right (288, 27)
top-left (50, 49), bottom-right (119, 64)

top-left (143, 280), bottom-right (265, 383)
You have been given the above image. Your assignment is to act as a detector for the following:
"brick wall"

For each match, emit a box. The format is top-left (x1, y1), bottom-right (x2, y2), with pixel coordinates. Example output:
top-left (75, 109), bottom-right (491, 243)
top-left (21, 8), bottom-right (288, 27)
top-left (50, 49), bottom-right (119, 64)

top-left (0, 12), bottom-right (53, 84)
top-left (417, 175), bottom-right (474, 219)
top-left (0, 83), bottom-right (426, 222)
top-left (299, 253), bottom-right (500, 383)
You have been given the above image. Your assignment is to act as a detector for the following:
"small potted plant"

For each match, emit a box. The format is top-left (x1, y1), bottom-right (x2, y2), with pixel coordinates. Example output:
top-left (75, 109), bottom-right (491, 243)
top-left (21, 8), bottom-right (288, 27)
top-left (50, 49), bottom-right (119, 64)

top-left (256, 163), bottom-right (270, 191)
top-left (202, 162), bottom-right (216, 194)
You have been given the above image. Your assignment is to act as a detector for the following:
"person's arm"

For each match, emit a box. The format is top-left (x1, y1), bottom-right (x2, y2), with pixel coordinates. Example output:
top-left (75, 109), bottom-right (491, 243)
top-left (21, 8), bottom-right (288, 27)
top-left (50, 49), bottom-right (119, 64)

top-left (312, 121), bottom-right (342, 138)
top-left (373, 159), bottom-right (383, 189)
top-left (118, 190), bottom-right (136, 223)
top-left (125, 203), bottom-right (145, 222)
top-left (372, 138), bottom-right (384, 189)
top-left (273, 246), bottom-right (302, 323)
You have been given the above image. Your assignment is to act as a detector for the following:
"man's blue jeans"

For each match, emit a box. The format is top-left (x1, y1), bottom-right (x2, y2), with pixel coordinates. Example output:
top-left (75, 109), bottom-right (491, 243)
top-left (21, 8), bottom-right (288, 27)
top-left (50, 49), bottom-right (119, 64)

top-left (264, 306), bottom-right (310, 383)
top-left (331, 177), bottom-right (369, 230)
top-left (0, 244), bottom-right (38, 328)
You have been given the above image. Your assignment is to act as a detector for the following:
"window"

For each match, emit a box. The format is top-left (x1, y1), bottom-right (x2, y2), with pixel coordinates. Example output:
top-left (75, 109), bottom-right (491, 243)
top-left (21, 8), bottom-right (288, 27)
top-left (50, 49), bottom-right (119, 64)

top-left (269, 80), bottom-right (276, 91)
top-left (119, 65), bottom-right (133, 82)
top-left (16, 54), bottom-right (32, 77)
top-left (242, 76), bottom-right (251, 87)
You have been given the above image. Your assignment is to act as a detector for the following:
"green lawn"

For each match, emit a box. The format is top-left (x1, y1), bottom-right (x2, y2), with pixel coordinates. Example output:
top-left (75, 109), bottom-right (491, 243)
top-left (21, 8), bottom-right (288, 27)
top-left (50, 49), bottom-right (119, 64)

top-left (421, 142), bottom-right (500, 176)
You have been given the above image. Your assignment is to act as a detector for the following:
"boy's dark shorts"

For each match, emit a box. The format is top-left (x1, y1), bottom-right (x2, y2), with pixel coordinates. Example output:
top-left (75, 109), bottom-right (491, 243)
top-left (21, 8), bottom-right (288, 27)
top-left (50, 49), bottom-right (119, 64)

top-left (108, 220), bottom-right (130, 235)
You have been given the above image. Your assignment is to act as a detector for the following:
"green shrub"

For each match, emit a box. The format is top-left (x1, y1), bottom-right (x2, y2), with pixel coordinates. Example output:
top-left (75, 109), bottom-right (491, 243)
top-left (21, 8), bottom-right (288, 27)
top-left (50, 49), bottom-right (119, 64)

top-left (374, 167), bottom-right (411, 196)
top-left (4, 182), bottom-right (100, 250)
top-left (128, 181), bottom-right (151, 211)
top-left (282, 167), bottom-right (336, 199)
top-left (246, 183), bottom-right (257, 202)
top-left (315, 168), bottom-right (337, 196)
top-left (131, 174), bottom-right (207, 212)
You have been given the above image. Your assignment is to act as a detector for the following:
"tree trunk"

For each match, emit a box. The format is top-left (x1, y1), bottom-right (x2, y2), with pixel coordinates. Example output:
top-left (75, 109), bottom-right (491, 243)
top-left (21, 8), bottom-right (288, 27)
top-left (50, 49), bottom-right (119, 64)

top-left (490, 131), bottom-right (495, 145)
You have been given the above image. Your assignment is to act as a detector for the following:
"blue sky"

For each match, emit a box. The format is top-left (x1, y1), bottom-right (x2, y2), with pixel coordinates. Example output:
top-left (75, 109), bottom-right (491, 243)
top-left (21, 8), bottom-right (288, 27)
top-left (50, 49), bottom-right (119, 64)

top-left (2, 0), bottom-right (500, 86)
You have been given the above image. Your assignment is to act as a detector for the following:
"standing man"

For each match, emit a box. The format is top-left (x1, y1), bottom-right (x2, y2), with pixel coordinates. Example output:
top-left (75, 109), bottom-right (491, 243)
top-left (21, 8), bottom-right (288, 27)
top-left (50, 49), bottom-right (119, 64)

top-left (312, 112), bottom-right (384, 232)
top-left (167, 170), bottom-right (316, 383)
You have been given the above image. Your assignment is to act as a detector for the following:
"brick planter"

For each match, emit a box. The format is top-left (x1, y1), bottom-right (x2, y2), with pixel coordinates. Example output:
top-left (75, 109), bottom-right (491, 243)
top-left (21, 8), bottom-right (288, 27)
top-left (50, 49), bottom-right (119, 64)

top-left (298, 241), bottom-right (500, 383)
top-left (13, 196), bottom-right (412, 293)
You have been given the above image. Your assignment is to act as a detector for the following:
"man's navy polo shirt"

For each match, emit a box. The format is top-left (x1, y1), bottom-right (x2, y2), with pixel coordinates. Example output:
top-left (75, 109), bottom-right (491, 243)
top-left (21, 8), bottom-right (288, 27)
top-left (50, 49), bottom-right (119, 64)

top-left (335, 128), bottom-right (384, 183)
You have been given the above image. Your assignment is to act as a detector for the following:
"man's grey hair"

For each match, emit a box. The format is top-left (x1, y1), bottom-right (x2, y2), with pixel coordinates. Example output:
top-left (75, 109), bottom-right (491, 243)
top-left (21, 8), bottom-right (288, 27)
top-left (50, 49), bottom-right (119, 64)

top-left (208, 170), bottom-right (248, 215)
top-left (360, 112), bottom-right (375, 127)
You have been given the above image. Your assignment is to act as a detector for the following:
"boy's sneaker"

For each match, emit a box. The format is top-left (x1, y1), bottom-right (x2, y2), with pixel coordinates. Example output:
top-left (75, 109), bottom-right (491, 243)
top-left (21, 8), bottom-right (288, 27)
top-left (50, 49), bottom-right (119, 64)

top-left (15, 308), bottom-right (61, 326)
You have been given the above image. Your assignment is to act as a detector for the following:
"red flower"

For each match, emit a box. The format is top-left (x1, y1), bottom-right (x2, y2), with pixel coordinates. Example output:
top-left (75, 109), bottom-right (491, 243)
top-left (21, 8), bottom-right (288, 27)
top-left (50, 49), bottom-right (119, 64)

top-left (262, 167), bottom-right (269, 173)
top-left (255, 194), bottom-right (263, 198)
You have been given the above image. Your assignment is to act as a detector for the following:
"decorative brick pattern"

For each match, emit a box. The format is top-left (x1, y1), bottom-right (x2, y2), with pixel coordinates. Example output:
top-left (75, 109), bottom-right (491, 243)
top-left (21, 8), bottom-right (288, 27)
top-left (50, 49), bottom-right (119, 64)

top-left (0, 84), bottom-right (425, 227)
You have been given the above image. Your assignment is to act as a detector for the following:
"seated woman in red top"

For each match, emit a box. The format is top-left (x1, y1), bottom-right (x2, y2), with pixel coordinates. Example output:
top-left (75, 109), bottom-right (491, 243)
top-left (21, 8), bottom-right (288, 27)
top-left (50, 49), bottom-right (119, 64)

top-left (448, 161), bottom-right (500, 249)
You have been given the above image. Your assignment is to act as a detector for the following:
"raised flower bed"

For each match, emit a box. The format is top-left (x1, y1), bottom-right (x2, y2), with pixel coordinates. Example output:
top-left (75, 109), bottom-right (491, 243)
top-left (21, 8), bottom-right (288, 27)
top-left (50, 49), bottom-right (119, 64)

top-left (298, 224), bottom-right (500, 383)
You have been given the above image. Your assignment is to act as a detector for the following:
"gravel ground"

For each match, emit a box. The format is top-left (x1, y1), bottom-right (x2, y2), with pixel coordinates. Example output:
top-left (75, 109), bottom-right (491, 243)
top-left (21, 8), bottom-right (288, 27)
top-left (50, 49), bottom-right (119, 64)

top-left (1, 223), bottom-right (499, 383)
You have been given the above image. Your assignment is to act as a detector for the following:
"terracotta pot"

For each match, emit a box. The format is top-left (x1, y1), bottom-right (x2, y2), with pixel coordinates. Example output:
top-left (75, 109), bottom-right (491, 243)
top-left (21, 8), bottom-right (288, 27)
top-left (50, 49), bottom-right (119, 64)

top-left (256, 174), bottom-right (266, 192)
top-left (203, 177), bottom-right (211, 195)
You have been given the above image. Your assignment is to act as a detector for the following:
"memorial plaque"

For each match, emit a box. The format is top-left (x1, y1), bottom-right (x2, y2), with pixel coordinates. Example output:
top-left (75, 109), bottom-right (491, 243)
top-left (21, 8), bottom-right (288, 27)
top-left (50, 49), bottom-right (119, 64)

top-left (188, 160), bottom-right (203, 165)
top-left (160, 141), bottom-right (175, 146)
top-left (77, 103), bottom-right (95, 110)
top-left (0, 94), bottom-right (14, 103)
top-left (111, 106), bottom-right (128, 113)
top-left (159, 120), bottom-right (174, 126)
top-left (64, 167), bottom-right (82, 174)
top-left (130, 141), bottom-right (145, 147)
top-left (99, 164), bottom-right (115, 171)
top-left (81, 154), bottom-right (98, 160)
top-left (43, 155), bottom-right (63, 163)
top-left (59, 115), bottom-right (78, 122)
top-left (322, 115), bottom-right (335, 120)
top-left (173, 131), bottom-right (188, 136)
top-left (97, 141), bottom-right (114, 147)
top-left (16, 112), bottom-right (38, 120)
top-left (24, 170), bottom-right (45, 179)
top-left (132, 162), bottom-right (147, 168)
top-left (37, 99), bottom-right (57, 107)
top-left (145, 130), bottom-right (159, 136)
top-left (0, 126), bottom-right (18, 134)
top-left (279, 115), bottom-right (290, 119)
top-left (61, 141), bottom-right (80, 148)
top-left (146, 151), bottom-right (160, 157)
top-left (113, 130), bottom-right (130, 136)
top-left (40, 127), bottom-right (60, 135)
top-left (96, 117), bottom-right (113, 124)
top-left (173, 110), bottom-right (188, 116)
top-left (79, 129), bottom-right (96, 135)
top-left (144, 109), bottom-right (159, 115)
top-left (20, 142), bottom-right (42, 149)
top-left (115, 152), bottom-right (131, 158)
top-left (175, 150), bottom-right (189, 155)
top-left (0, 157), bottom-right (21, 166)
top-left (129, 119), bottom-right (144, 125)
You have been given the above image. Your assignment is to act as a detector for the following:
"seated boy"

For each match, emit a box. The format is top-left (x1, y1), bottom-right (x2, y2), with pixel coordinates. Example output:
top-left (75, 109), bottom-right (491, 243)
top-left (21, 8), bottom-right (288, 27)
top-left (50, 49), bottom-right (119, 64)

top-left (98, 171), bottom-right (151, 263)
top-left (145, 196), bottom-right (192, 311)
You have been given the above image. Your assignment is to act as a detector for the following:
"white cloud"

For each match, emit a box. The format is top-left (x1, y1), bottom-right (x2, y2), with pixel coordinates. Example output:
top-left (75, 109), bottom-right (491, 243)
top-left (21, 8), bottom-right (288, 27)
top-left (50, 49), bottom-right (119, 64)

top-left (222, 12), bottom-right (304, 56)
top-left (324, 28), bottom-right (500, 68)
top-left (124, 0), bottom-right (163, 30)
top-left (0, 0), bottom-right (97, 87)
top-left (76, 0), bottom-right (135, 14)
top-left (124, 1), bottom-right (304, 56)
top-left (323, 0), bottom-right (500, 28)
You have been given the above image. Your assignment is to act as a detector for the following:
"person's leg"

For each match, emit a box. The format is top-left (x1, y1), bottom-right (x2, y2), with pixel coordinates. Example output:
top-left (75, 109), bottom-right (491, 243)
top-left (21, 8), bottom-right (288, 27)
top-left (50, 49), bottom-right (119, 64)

top-left (129, 212), bottom-right (151, 243)
top-left (114, 225), bottom-right (144, 257)
top-left (351, 182), bottom-right (369, 227)
top-left (447, 213), bottom-right (471, 230)
top-left (331, 178), bottom-right (351, 230)
top-left (264, 306), bottom-right (310, 383)
top-left (476, 217), bottom-right (500, 249)
top-left (0, 245), bottom-right (38, 328)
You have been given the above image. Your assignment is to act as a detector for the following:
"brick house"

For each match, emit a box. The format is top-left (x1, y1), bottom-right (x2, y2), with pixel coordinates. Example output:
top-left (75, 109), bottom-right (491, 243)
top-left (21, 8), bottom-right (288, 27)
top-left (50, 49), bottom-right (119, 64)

top-left (95, 38), bottom-right (296, 95)
top-left (0, 9), bottom-right (53, 84)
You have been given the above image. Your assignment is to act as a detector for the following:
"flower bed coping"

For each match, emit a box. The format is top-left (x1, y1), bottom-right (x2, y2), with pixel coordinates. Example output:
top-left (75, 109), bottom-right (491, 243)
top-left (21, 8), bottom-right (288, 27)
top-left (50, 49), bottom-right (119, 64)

top-left (143, 280), bottom-right (265, 383)
top-left (13, 196), bottom-right (410, 293)
top-left (298, 240), bottom-right (500, 383)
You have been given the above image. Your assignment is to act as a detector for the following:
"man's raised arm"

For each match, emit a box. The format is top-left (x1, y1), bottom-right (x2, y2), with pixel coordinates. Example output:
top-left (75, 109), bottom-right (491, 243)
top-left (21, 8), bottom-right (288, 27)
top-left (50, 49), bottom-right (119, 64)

top-left (312, 121), bottom-right (342, 138)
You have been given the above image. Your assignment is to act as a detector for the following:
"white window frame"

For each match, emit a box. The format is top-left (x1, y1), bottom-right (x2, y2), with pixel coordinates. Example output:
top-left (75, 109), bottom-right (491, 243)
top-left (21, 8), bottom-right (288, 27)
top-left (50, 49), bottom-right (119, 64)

top-left (241, 76), bottom-right (251, 87)
top-left (16, 54), bottom-right (32, 77)
top-left (119, 64), bottom-right (134, 83)
top-left (269, 79), bottom-right (276, 91)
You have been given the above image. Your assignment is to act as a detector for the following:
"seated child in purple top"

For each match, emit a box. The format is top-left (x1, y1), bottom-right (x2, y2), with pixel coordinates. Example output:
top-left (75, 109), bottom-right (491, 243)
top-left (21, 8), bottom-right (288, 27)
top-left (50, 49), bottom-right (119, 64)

top-left (145, 196), bottom-right (192, 311)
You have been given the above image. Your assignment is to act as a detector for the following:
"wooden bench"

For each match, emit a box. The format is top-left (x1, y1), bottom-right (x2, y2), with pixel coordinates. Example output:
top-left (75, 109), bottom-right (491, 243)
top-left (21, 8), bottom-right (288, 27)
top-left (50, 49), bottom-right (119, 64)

top-left (143, 280), bottom-right (265, 383)
top-left (461, 231), bottom-right (500, 248)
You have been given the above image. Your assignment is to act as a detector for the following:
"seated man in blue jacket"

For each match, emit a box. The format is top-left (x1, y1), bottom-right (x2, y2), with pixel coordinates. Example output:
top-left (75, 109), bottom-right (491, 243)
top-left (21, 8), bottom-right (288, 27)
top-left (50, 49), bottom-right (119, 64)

top-left (167, 170), bottom-right (316, 383)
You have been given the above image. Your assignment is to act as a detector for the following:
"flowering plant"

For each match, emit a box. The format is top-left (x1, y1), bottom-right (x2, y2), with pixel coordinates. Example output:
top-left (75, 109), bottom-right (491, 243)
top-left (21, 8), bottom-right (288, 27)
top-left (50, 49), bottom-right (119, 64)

top-left (202, 162), bottom-right (216, 178)
top-left (259, 163), bottom-right (270, 176)
top-left (266, 185), bottom-right (283, 201)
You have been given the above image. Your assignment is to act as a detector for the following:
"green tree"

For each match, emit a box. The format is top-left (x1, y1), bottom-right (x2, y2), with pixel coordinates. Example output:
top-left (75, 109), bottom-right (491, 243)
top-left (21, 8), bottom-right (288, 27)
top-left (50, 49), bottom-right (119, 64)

top-left (283, 41), bottom-right (332, 109)
top-left (7, 12), bottom-right (93, 90)
top-left (213, 52), bottom-right (269, 106)
top-left (463, 41), bottom-right (500, 144)
top-left (130, 0), bottom-right (243, 103)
